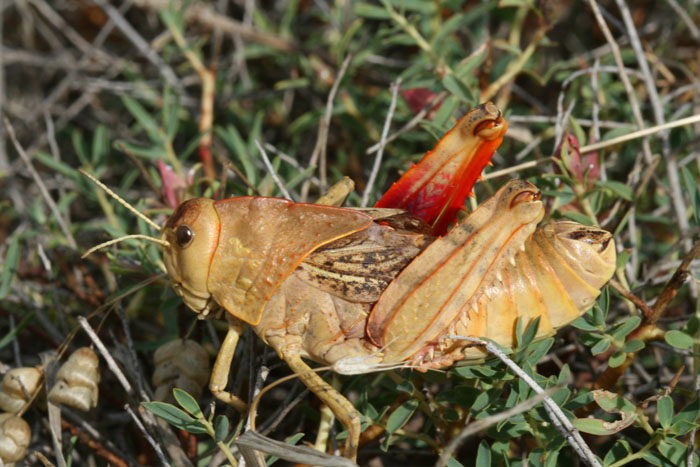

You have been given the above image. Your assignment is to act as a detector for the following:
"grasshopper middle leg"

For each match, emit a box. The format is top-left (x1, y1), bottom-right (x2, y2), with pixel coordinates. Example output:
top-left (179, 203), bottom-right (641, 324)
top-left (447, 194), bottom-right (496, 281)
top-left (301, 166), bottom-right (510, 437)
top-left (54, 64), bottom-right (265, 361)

top-left (209, 314), bottom-right (248, 414)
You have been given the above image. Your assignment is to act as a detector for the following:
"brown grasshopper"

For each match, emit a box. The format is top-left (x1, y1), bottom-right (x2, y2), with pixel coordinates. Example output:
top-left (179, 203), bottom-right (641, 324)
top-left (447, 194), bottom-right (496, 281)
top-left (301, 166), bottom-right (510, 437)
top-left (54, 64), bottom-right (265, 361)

top-left (87, 103), bottom-right (616, 460)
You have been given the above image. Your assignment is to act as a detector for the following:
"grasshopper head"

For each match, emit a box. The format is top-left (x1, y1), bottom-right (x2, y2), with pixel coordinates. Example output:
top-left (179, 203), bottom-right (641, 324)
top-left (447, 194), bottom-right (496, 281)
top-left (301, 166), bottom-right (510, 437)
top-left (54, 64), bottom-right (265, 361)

top-left (161, 198), bottom-right (221, 316)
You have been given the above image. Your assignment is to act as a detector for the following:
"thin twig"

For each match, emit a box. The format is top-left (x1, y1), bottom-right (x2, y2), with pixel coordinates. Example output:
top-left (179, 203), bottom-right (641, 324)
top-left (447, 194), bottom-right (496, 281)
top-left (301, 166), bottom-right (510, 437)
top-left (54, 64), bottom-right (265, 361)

top-left (482, 26), bottom-right (547, 101)
top-left (582, 114), bottom-right (700, 154)
top-left (362, 77), bottom-right (401, 207)
top-left (449, 336), bottom-right (602, 467)
top-left (255, 140), bottom-right (292, 200)
top-left (77, 316), bottom-right (133, 395)
top-left (586, 0), bottom-right (653, 166)
top-left (437, 387), bottom-right (559, 467)
top-left (132, 0), bottom-right (296, 52)
top-left (483, 114), bottom-right (700, 181)
top-left (608, 279), bottom-right (653, 317)
top-left (590, 58), bottom-right (606, 181)
top-left (508, 115), bottom-right (631, 129)
top-left (91, 0), bottom-right (181, 89)
top-left (124, 405), bottom-right (170, 467)
top-left (614, 0), bottom-right (690, 253)
top-left (649, 237), bottom-right (700, 324)
top-left (166, 13), bottom-right (217, 180)
top-left (365, 91), bottom-right (448, 155)
top-left (4, 117), bottom-right (77, 249)
top-left (663, 0), bottom-right (700, 43)
top-left (482, 157), bottom-right (554, 180)
top-left (301, 55), bottom-right (352, 200)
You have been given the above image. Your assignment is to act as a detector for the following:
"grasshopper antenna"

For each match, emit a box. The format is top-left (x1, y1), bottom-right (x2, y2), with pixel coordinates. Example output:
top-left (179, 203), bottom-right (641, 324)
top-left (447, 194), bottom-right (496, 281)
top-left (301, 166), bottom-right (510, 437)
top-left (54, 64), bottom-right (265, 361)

top-left (78, 169), bottom-right (170, 258)
top-left (79, 169), bottom-right (162, 232)
top-left (81, 235), bottom-right (170, 259)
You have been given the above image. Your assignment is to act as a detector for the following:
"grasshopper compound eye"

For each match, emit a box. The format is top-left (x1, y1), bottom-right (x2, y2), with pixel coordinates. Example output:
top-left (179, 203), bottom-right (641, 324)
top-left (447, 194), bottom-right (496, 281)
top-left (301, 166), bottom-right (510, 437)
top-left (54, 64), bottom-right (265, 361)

top-left (176, 225), bottom-right (195, 248)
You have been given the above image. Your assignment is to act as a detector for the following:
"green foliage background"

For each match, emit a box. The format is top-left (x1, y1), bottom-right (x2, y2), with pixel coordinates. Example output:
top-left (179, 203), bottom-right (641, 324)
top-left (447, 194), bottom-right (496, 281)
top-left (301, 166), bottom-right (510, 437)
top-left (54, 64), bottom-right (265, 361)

top-left (2, 1), bottom-right (700, 466)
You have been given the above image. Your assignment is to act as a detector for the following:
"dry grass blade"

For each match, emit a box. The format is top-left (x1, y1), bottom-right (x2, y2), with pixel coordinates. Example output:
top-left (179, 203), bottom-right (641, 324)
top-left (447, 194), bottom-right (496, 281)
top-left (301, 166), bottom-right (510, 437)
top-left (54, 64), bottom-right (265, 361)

top-left (236, 430), bottom-right (356, 467)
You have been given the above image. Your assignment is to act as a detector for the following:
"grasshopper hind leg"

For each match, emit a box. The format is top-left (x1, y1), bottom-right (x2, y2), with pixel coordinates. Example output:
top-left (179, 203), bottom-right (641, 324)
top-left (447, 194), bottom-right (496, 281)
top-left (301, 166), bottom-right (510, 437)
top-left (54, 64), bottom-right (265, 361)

top-left (282, 351), bottom-right (361, 461)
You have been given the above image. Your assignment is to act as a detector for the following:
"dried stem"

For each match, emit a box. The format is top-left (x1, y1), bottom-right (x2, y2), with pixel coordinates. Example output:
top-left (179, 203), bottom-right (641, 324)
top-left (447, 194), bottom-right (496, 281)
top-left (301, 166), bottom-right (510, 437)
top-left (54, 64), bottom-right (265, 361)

top-left (449, 336), bottom-right (601, 467)
top-left (302, 55), bottom-right (352, 200)
top-left (255, 139), bottom-right (292, 200)
top-left (362, 77), bottom-right (401, 207)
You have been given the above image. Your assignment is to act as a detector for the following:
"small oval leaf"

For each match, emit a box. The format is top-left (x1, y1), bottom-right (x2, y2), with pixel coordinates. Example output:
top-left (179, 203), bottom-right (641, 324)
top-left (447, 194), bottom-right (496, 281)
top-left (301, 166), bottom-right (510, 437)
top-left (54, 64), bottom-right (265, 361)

top-left (173, 388), bottom-right (203, 418)
top-left (665, 330), bottom-right (693, 350)
top-left (386, 399), bottom-right (419, 434)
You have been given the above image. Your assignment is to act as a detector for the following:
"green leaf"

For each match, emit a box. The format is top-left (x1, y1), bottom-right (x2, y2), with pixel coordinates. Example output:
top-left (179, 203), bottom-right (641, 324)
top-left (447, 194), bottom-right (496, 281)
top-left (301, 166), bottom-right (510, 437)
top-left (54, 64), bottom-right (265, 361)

top-left (91, 125), bottom-right (108, 165)
top-left (608, 351), bottom-right (626, 368)
top-left (395, 380), bottom-right (414, 395)
top-left (579, 332), bottom-right (604, 347)
top-left (596, 287), bottom-right (610, 322)
top-left (386, 399), bottom-right (419, 434)
top-left (570, 316), bottom-right (598, 331)
top-left (642, 449), bottom-right (671, 466)
top-left (33, 152), bottom-right (82, 185)
top-left (525, 338), bottom-right (554, 366)
top-left (441, 74), bottom-right (473, 103)
top-left (571, 417), bottom-right (621, 436)
top-left (622, 339), bottom-right (644, 353)
top-left (475, 440), bottom-right (491, 467)
top-left (447, 457), bottom-right (465, 467)
top-left (116, 141), bottom-right (167, 161)
top-left (121, 96), bottom-right (162, 143)
top-left (562, 211), bottom-right (594, 225)
top-left (596, 180), bottom-right (633, 201)
top-left (685, 315), bottom-right (700, 336)
top-left (610, 316), bottom-right (641, 340)
top-left (593, 390), bottom-right (636, 414)
top-left (354, 2), bottom-right (392, 18)
top-left (0, 234), bottom-right (20, 300)
top-left (72, 130), bottom-right (89, 165)
top-left (142, 401), bottom-right (208, 434)
top-left (0, 309), bottom-right (36, 350)
top-left (518, 316), bottom-right (541, 350)
top-left (665, 330), bottom-right (693, 350)
top-left (432, 95), bottom-right (460, 129)
top-left (658, 396), bottom-right (673, 430)
top-left (615, 250), bottom-right (631, 270)
top-left (173, 388), bottom-right (203, 418)
top-left (214, 415), bottom-right (229, 442)
top-left (672, 398), bottom-right (700, 426)
top-left (454, 49), bottom-right (486, 80)
top-left (604, 439), bottom-right (632, 466)
top-left (162, 87), bottom-right (180, 141)
top-left (668, 419), bottom-right (698, 436)
top-left (590, 337), bottom-right (611, 355)
top-left (657, 438), bottom-right (690, 465)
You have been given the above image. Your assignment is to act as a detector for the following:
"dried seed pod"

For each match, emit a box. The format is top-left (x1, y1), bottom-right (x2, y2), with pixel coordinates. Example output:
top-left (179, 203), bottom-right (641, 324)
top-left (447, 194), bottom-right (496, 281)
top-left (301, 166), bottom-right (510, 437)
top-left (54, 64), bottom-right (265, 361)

top-left (48, 347), bottom-right (100, 411)
top-left (0, 413), bottom-right (31, 463)
top-left (0, 367), bottom-right (42, 414)
top-left (152, 339), bottom-right (209, 403)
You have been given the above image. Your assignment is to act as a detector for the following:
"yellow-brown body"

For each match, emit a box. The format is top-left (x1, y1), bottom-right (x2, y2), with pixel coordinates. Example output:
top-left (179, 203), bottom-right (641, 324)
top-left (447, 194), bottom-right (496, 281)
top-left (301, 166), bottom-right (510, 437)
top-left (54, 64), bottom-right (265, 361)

top-left (160, 179), bottom-right (616, 460)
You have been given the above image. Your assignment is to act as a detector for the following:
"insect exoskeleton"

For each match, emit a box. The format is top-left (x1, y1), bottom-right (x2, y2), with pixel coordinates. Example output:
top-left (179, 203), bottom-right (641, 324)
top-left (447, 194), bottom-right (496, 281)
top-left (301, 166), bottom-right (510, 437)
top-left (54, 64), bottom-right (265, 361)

top-left (366, 180), bottom-right (617, 369)
top-left (442, 220), bottom-right (617, 364)
top-left (367, 179), bottom-right (545, 363)
top-left (160, 196), bottom-right (373, 324)
top-left (376, 101), bottom-right (508, 234)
